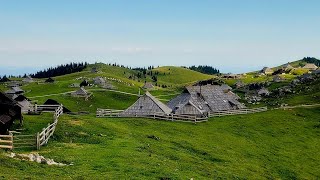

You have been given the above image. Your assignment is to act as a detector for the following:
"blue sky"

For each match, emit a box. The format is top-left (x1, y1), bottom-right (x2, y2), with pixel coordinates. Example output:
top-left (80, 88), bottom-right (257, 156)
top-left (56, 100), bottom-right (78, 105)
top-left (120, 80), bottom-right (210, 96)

top-left (0, 0), bottom-right (319, 75)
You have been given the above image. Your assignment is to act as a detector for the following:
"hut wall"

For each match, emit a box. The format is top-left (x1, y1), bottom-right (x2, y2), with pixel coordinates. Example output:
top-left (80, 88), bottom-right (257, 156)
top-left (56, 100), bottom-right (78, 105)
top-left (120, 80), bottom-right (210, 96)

top-left (174, 104), bottom-right (202, 116)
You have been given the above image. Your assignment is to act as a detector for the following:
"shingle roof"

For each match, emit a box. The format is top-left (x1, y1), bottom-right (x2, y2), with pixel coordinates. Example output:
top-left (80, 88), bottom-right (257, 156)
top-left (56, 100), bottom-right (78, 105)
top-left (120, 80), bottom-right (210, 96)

top-left (0, 115), bottom-right (12, 124)
top-left (303, 63), bottom-right (318, 70)
top-left (145, 92), bottom-right (172, 115)
top-left (168, 85), bottom-right (245, 113)
top-left (73, 87), bottom-right (88, 95)
top-left (261, 67), bottom-right (273, 73)
top-left (143, 82), bottom-right (154, 89)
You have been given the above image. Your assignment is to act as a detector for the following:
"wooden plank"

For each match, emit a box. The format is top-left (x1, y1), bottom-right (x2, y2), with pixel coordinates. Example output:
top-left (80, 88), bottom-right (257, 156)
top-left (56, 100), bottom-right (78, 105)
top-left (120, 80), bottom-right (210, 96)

top-left (0, 140), bottom-right (12, 143)
top-left (0, 145), bottom-right (13, 149)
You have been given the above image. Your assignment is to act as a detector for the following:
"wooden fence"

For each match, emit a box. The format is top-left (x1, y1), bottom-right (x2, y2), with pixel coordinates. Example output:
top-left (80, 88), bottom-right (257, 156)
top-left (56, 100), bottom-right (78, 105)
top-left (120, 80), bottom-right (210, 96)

top-left (0, 133), bottom-right (13, 150)
top-left (36, 105), bottom-right (63, 150)
top-left (0, 105), bottom-right (63, 151)
top-left (209, 107), bottom-right (268, 117)
top-left (96, 109), bottom-right (208, 123)
top-left (96, 108), bottom-right (124, 117)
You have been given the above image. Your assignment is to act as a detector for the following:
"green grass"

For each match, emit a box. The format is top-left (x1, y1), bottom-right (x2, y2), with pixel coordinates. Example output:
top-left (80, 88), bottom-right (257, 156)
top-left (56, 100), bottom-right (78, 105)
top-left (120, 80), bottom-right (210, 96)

top-left (1, 107), bottom-right (320, 179)
top-left (151, 66), bottom-right (213, 86)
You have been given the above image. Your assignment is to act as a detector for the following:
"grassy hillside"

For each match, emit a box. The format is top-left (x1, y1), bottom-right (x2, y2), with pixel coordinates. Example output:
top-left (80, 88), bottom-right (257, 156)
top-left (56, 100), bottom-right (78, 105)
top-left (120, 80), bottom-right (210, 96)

top-left (1, 107), bottom-right (319, 179)
top-left (151, 66), bottom-right (213, 86)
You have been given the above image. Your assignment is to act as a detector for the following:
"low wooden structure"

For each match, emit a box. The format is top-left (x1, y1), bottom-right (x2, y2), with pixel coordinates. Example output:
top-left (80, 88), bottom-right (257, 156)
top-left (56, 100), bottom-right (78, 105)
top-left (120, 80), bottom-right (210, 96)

top-left (71, 87), bottom-right (92, 100)
top-left (120, 91), bottom-right (172, 116)
top-left (303, 63), bottom-right (318, 71)
top-left (261, 67), bottom-right (274, 75)
top-left (167, 85), bottom-right (246, 116)
top-left (142, 82), bottom-right (155, 90)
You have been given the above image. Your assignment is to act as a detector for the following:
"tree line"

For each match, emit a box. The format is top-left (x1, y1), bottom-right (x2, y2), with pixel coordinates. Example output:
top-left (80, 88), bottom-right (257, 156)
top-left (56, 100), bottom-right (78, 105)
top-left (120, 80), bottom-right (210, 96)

top-left (188, 65), bottom-right (220, 75)
top-left (30, 62), bottom-right (88, 78)
top-left (302, 57), bottom-right (320, 67)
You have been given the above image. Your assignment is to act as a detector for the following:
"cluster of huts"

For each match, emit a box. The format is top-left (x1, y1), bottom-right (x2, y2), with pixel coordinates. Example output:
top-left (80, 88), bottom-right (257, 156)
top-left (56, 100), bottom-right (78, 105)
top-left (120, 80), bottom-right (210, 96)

top-left (260, 63), bottom-right (319, 75)
top-left (120, 84), bottom-right (245, 117)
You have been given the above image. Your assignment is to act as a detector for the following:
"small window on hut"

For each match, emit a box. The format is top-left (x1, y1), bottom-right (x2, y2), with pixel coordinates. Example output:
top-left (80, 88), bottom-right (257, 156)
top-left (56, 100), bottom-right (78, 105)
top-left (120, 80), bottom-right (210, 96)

top-left (140, 106), bottom-right (143, 109)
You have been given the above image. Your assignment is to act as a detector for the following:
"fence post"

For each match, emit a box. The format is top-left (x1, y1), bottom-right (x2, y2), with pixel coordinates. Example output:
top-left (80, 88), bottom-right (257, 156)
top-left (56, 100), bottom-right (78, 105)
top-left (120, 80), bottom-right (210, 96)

top-left (36, 132), bottom-right (40, 150)
top-left (9, 132), bottom-right (13, 150)
top-left (35, 104), bottom-right (38, 113)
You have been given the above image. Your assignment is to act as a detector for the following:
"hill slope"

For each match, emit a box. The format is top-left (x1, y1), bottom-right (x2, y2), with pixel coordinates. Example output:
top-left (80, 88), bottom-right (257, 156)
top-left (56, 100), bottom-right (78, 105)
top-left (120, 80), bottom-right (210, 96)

top-left (1, 107), bottom-right (319, 179)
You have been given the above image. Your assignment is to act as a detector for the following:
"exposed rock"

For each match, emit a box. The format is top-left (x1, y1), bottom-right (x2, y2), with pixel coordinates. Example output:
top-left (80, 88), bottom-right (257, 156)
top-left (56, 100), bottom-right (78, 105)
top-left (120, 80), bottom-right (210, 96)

top-left (7, 153), bottom-right (72, 166)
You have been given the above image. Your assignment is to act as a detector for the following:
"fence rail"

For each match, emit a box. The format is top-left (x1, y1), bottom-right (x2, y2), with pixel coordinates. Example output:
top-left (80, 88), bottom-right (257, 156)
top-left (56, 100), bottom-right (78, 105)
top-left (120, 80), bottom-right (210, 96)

top-left (96, 109), bottom-right (208, 123)
top-left (97, 107), bottom-right (268, 123)
top-left (0, 133), bottom-right (13, 150)
top-left (209, 107), bottom-right (267, 117)
top-left (96, 108), bottom-right (124, 117)
top-left (36, 105), bottom-right (63, 150)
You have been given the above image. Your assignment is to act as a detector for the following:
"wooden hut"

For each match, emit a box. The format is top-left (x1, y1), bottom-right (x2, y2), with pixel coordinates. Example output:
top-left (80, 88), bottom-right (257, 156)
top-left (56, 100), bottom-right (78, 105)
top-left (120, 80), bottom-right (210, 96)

top-left (167, 85), bottom-right (245, 116)
top-left (5, 87), bottom-right (24, 95)
top-left (93, 77), bottom-right (106, 85)
top-left (258, 88), bottom-right (270, 96)
top-left (120, 92), bottom-right (172, 116)
top-left (14, 95), bottom-right (33, 113)
top-left (303, 63), bottom-right (318, 71)
top-left (45, 77), bottom-right (55, 83)
top-left (282, 63), bottom-right (293, 71)
top-left (142, 82), bottom-right (154, 90)
top-left (91, 67), bottom-right (98, 73)
top-left (0, 92), bottom-right (22, 134)
top-left (22, 76), bottom-right (33, 83)
top-left (221, 73), bottom-right (240, 79)
top-left (273, 75), bottom-right (285, 82)
top-left (261, 67), bottom-right (274, 75)
top-left (72, 87), bottom-right (89, 96)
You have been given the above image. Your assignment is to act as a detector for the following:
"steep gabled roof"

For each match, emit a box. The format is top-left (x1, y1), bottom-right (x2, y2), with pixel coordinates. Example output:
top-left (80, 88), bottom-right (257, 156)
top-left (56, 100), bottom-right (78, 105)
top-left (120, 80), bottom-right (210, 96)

top-left (122, 91), bottom-right (172, 115)
top-left (168, 85), bottom-right (245, 113)
top-left (261, 67), bottom-right (273, 73)
top-left (303, 63), bottom-right (318, 70)
top-left (143, 82), bottom-right (154, 89)
top-left (283, 63), bottom-right (293, 69)
top-left (145, 92), bottom-right (172, 115)
top-left (73, 87), bottom-right (88, 95)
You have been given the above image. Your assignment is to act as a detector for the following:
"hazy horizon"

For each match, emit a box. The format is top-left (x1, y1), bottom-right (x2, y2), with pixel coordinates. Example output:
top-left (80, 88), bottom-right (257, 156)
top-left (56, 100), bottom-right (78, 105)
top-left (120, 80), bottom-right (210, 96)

top-left (1, 0), bottom-right (319, 76)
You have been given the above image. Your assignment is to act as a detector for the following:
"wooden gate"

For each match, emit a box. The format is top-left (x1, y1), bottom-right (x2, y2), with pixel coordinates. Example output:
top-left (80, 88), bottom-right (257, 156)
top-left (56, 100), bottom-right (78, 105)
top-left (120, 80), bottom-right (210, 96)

top-left (13, 134), bottom-right (36, 149)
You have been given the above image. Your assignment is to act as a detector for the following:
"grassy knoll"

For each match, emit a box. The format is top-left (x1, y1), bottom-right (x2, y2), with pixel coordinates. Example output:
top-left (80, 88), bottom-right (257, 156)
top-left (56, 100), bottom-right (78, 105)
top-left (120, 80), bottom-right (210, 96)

top-left (151, 66), bottom-right (213, 86)
top-left (1, 107), bottom-right (319, 179)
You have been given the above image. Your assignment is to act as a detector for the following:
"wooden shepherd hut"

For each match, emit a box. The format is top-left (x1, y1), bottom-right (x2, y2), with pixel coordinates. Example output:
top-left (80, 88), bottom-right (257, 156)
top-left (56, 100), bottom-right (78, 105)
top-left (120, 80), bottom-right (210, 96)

top-left (261, 67), bottom-right (274, 75)
top-left (72, 87), bottom-right (89, 96)
top-left (120, 92), bottom-right (172, 116)
top-left (167, 85), bottom-right (245, 116)
top-left (22, 76), bottom-right (34, 83)
top-left (93, 77), bottom-right (106, 85)
top-left (0, 92), bottom-right (22, 134)
top-left (303, 63), bottom-right (318, 71)
top-left (142, 82), bottom-right (155, 90)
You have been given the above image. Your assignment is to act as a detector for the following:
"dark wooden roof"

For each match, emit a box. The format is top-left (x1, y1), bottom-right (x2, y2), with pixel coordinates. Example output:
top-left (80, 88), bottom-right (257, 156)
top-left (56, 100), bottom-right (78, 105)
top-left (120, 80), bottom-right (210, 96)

top-left (0, 115), bottom-right (12, 125)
